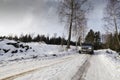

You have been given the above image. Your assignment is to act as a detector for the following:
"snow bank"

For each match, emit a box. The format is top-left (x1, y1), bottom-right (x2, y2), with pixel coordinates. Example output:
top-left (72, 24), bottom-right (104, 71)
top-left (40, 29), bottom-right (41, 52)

top-left (95, 49), bottom-right (120, 79)
top-left (0, 39), bottom-right (77, 64)
top-left (95, 49), bottom-right (120, 62)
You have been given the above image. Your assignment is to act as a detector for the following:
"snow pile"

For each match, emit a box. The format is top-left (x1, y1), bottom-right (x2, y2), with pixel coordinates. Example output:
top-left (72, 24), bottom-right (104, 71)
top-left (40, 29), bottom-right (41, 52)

top-left (95, 49), bottom-right (120, 79)
top-left (95, 49), bottom-right (120, 62)
top-left (0, 39), bottom-right (77, 63)
top-left (0, 39), bottom-right (33, 53)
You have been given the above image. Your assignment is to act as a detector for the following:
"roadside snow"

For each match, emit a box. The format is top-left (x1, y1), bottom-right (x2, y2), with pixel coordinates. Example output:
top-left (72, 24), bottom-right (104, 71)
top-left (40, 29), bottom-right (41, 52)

top-left (0, 39), bottom-right (77, 64)
top-left (84, 50), bottom-right (120, 80)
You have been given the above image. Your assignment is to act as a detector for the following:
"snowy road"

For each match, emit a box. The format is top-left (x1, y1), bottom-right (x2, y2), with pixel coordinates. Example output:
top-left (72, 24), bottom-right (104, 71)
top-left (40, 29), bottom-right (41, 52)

top-left (0, 54), bottom-right (90, 80)
top-left (0, 52), bottom-right (119, 80)
top-left (72, 55), bottom-right (91, 80)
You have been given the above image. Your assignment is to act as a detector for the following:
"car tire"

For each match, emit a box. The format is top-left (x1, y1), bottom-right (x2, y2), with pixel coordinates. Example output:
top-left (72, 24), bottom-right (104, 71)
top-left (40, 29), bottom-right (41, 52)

top-left (79, 50), bottom-right (81, 53)
top-left (90, 51), bottom-right (94, 54)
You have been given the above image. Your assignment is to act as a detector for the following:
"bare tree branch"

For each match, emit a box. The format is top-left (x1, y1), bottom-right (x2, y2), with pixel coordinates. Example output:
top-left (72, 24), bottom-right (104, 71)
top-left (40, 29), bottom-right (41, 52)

top-left (103, 0), bottom-right (120, 47)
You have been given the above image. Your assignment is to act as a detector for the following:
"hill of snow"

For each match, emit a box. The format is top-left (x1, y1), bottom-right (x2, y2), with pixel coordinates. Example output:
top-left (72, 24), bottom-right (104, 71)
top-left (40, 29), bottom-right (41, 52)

top-left (0, 39), bottom-right (76, 64)
top-left (95, 49), bottom-right (120, 62)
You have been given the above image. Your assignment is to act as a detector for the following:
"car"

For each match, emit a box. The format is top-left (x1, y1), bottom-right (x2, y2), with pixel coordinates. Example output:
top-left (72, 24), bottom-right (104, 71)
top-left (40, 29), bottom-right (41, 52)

top-left (79, 43), bottom-right (94, 54)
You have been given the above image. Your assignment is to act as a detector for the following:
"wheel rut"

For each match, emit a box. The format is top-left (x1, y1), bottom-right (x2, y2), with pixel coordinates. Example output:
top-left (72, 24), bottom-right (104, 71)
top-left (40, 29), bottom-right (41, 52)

top-left (0, 57), bottom-right (73, 80)
top-left (71, 55), bottom-right (91, 80)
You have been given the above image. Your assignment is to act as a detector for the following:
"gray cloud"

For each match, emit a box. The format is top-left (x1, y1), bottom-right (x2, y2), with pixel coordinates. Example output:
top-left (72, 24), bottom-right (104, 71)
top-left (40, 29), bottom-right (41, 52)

top-left (0, 0), bottom-right (64, 36)
top-left (0, 0), bottom-right (106, 36)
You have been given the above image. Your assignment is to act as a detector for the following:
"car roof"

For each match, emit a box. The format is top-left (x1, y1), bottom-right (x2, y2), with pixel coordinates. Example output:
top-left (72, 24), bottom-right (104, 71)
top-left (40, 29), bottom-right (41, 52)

top-left (81, 43), bottom-right (93, 46)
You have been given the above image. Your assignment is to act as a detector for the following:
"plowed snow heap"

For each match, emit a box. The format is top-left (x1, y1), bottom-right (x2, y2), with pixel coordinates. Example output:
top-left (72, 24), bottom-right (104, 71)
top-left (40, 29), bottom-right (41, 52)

top-left (0, 39), bottom-right (33, 54)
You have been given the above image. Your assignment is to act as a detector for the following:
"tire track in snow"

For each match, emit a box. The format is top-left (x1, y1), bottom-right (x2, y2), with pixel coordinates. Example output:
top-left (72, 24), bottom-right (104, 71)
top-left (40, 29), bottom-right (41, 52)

top-left (71, 55), bottom-right (91, 80)
top-left (0, 56), bottom-right (74, 80)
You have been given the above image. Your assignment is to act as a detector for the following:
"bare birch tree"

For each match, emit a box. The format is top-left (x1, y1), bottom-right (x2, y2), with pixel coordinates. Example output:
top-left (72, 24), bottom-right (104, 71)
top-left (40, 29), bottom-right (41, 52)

top-left (103, 0), bottom-right (120, 47)
top-left (72, 10), bottom-right (87, 47)
top-left (59, 0), bottom-right (90, 48)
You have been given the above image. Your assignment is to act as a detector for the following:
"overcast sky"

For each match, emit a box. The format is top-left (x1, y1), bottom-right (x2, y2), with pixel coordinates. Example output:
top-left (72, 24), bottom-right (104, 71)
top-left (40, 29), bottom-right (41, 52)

top-left (0, 0), bottom-right (106, 37)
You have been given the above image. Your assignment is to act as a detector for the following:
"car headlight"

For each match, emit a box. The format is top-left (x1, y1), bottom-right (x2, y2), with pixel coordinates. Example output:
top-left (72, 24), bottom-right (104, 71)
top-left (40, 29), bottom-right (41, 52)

top-left (88, 47), bottom-right (92, 49)
top-left (79, 47), bottom-right (82, 50)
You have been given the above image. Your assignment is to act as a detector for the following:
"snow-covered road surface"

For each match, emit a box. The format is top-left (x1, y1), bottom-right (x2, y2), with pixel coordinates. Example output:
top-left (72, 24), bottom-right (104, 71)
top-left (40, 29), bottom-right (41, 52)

top-left (0, 51), bottom-right (120, 80)
top-left (72, 55), bottom-right (91, 80)
top-left (0, 54), bottom-right (90, 80)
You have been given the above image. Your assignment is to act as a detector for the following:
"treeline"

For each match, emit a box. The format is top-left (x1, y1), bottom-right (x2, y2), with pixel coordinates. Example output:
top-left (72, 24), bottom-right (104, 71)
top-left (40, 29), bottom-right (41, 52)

top-left (85, 29), bottom-right (102, 50)
top-left (1, 29), bottom-right (120, 52)
top-left (85, 29), bottom-right (120, 52)
top-left (0, 34), bottom-right (76, 46)
top-left (104, 33), bottom-right (120, 52)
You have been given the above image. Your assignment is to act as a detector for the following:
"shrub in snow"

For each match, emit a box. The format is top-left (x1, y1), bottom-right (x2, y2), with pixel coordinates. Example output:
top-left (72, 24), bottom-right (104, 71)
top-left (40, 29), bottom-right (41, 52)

top-left (20, 44), bottom-right (25, 48)
top-left (20, 50), bottom-right (23, 53)
top-left (30, 47), bottom-right (32, 49)
top-left (106, 50), bottom-right (112, 54)
top-left (11, 50), bottom-right (18, 53)
top-left (33, 50), bottom-right (35, 52)
top-left (7, 43), bottom-right (19, 48)
top-left (24, 45), bottom-right (29, 51)
top-left (3, 49), bottom-right (10, 53)
top-left (32, 55), bottom-right (38, 59)
top-left (45, 55), bottom-right (48, 57)
top-left (52, 54), bottom-right (57, 56)
top-left (21, 57), bottom-right (24, 59)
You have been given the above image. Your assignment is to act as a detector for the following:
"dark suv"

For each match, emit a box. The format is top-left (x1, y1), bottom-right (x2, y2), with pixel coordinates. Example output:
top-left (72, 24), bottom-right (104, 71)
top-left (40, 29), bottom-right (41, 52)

top-left (79, 43), bottom-right (94, 54)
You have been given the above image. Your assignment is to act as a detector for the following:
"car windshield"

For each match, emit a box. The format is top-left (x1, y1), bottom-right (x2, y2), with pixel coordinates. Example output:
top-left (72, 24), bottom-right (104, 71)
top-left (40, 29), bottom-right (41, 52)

top-left (81, 43), bottom-right (93, 49)
top-left (82, 45), bottom-right (92, 48)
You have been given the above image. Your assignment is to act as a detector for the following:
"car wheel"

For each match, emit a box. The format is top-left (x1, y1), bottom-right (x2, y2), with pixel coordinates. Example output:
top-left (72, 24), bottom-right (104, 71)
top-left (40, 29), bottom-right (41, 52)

top-left (79, 50), bottom-right (81, 53)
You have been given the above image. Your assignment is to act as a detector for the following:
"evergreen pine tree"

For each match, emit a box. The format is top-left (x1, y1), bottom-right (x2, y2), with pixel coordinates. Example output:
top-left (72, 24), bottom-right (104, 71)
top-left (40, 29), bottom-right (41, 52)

top-left (85, 29), bottom-right (95, 44)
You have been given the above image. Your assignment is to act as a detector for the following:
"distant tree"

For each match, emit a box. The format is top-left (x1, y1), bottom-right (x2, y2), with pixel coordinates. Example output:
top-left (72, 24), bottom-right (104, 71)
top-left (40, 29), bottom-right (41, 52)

top-left (19, 34), bottom-right (32, 42)
top-left (113, 33), bottom-right (120, 51)
top-left (94, 31), bottom-right (102, 49)
top-left (33, 35), bottom-right (40, 42)
top-left (13, 35), bottom-right (18, 41)
top-left (23, 35), bottom-right (28, 42)
top-left (61, 33), bottom-right (65, 46)
top-left (103, 33), bottom-right (111, 48)
top-left (27, 34), bottom-right (32, 42)
top-left (53, 33), bottom-right (57, 44)
top-left (46, 34), bottom-right (50, 44)
top-left (40, 35), bottom-right (46, 42)
top-left (85, 29), bottom-right (95, 44)
top-left (118, 33), bottom-right (120, 41)
top-left (103, 33), bottom-right (120, 51)
top-left (7, 35), bottom-right (13, 40)
top-left (56, 37), bottom-right (62, 45)
top-left (103, 0), bottom-right (120, 47)
top-left (94, 32), bottom-right (101, 44)
top-left (19, 34), bottom-right (24, 42)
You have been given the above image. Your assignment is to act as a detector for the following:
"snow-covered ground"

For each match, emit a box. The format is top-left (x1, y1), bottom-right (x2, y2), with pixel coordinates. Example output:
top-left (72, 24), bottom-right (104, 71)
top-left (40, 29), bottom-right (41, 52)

top-left (95, 49), bottom-right (120, 77)
top-left (0, 39), bottom-right (76, 63)
top-left (0, 54), bottom-right (90, 80)
top-left (83, 50), bottom-right (120, 80)
top-left (0, 39), bottom-right (120, 80)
